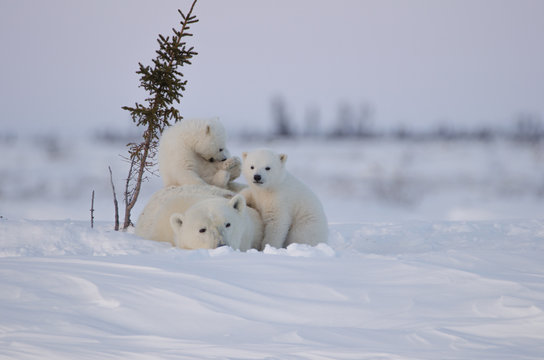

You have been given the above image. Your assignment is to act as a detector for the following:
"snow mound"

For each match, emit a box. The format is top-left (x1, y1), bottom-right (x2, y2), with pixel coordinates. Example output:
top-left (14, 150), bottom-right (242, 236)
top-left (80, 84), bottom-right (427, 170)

top-left (0, 219), bottom-right (172, 257)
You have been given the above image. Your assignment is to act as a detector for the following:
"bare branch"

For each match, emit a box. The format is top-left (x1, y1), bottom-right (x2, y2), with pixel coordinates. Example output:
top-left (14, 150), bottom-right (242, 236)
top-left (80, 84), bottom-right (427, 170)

top-left (90, 190), bottom-right (95, 229)
top-left (108, 166), bottom-right (120, 231)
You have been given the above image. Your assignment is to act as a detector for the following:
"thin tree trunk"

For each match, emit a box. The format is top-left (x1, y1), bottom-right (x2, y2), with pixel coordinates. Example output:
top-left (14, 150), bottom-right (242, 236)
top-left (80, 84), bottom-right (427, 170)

top-left (123, 129), bottom-right (153, 229)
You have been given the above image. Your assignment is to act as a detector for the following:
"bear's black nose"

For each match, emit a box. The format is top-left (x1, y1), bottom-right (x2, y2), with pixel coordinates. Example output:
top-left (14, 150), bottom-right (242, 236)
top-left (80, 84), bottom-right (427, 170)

top-left (254, 174), bottom-right (261, 181)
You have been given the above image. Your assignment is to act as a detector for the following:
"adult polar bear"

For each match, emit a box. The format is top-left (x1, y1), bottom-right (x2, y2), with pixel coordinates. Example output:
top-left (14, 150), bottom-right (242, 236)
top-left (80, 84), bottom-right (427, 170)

top-left (240, 149), bottom-right (328, 249)
top-left (158, 118), bottom-right (244, 191)
top-left (135, 185), bottom-right (263, 251)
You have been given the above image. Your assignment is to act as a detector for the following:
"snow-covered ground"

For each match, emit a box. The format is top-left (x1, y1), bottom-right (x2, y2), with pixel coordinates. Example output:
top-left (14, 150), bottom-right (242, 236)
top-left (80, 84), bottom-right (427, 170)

top-left (1, 219), bottom-right (543, 359)
top-left (1, 134), bottom-right (544, 358)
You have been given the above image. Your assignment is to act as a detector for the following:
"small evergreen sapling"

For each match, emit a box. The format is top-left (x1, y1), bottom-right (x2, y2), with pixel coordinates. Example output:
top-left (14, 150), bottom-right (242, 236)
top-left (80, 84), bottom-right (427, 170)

top-left (120, 0), bottom-right (198, 229)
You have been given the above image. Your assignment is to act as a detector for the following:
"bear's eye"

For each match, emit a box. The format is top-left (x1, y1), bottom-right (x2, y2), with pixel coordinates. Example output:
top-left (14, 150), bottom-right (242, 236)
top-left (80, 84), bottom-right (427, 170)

top-left (265, 167), bottom-right (271, 171)
top-left (225, 223), bottom-right (231, 228)
top-left (219, 148), bottom-right (224, 152)
top-left (199, 228), bottom-right (206, 233)
top-left (250, 166), bottom-right (254, 170)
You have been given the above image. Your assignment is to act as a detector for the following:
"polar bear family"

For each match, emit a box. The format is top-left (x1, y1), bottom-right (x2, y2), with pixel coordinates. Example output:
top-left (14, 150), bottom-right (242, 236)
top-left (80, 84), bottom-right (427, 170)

top-left (135, 118), bottom-right (328, 251)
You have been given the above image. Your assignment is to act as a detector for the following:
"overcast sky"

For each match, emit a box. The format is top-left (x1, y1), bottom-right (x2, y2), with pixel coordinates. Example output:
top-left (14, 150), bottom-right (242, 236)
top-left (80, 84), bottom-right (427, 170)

top-left (1, 0), bottom-right (543, 135)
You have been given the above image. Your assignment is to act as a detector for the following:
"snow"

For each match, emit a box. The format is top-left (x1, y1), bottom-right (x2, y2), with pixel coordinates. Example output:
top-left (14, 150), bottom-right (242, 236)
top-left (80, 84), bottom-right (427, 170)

top-left (1, 219), bottom-right (543, 359)
top-left (1, 135), bottom-right (544, 358)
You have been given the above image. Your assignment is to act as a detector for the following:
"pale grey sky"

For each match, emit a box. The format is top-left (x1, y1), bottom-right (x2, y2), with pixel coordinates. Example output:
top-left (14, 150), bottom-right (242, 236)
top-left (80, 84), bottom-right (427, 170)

top-left (1, 0), bottom-right (543, 135)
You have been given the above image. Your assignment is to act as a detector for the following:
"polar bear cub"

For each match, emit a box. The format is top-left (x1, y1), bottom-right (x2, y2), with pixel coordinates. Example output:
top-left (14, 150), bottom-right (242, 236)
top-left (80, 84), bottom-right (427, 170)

top-left (158, 118), bottom-right (243, 191)
top-left (135, 185), bottom-right (262, 251)
top-left (240, 149), bottom-right (328, 248)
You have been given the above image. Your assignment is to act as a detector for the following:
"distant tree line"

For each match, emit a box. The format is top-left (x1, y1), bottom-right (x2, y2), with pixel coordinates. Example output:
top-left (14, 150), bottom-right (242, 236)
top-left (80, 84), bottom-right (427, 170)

top-left (270, 97), bottom-right (544, 143)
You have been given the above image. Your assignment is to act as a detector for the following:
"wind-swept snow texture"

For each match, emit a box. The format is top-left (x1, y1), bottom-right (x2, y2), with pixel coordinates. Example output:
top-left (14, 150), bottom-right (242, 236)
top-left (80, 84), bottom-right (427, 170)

top-left (1, 219), bottom-right (543, 359)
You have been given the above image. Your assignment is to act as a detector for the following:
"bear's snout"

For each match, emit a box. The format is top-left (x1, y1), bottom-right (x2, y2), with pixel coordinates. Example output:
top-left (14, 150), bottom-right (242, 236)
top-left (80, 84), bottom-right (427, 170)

top-left (253, 174), bottom-right (262, 182)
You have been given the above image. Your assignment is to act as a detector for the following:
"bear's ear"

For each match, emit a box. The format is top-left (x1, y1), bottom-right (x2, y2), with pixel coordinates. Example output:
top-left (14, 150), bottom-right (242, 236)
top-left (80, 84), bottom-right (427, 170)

top-left (169, 213), bottom-right (184, 234)
top-left (242, 152), bottom-right (248, 160)
top-left (279, 153), bottom-right (288, 164)
top-left (205, 125), bottom-right (211, 135)
top-left (229, 194), bottom-right (246, 213)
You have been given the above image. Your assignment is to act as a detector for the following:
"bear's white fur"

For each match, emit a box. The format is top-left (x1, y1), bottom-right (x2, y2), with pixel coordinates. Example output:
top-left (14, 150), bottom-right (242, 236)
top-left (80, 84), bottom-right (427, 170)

top-left (240, 149), bottom-right (328, 249)
top-left (135, 185), bottom-right (263, 251)
top-left (169, 194), bottom-right (262, 251)
top-left (134, 185), bottom-right (232, 239)
top-left (158, 118), bottom-right (244, 191)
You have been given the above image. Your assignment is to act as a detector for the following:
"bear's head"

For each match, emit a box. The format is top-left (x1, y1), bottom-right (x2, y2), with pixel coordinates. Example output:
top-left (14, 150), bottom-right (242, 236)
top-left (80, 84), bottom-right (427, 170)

top-left (193, 118), bottom-right (230, 163)
top-left (169, 194), bottom-right (246, 250)
top-left (241, 149), bottom-right (287, 189)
